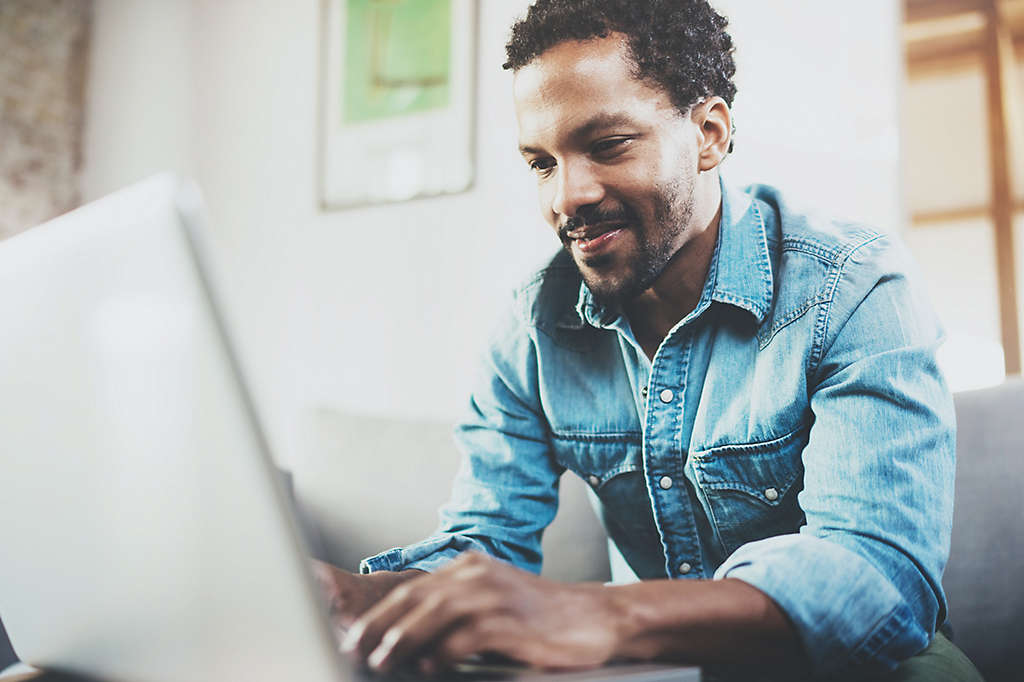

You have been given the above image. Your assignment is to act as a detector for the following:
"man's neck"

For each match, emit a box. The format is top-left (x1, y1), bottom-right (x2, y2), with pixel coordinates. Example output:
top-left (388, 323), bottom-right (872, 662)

top-left (625, 185), bottom-right (722, 362)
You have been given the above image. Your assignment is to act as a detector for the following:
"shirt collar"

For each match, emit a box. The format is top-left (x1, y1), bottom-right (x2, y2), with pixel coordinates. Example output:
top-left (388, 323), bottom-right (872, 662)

top-left (563, 179), bottom-right (774, 330)
top-left (709, 179), bottom-right (774, 323)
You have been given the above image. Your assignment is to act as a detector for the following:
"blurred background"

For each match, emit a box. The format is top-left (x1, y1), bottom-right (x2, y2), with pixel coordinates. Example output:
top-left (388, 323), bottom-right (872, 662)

top-left (11, 0), bottom-right (1023, 455)
top-left (0, 0), bottom-right (1022, 669)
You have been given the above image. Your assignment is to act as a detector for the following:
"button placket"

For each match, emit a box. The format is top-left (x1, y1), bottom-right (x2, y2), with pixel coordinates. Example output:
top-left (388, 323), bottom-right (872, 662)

top-left (642, 329), bottom-right (704, 584)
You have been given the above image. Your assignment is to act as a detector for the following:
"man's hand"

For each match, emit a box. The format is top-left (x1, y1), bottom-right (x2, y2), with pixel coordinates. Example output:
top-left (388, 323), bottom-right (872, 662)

top-left (340, 552), bottom-right (624, 675)
top-left (310, 559), bottom-right (425, 629)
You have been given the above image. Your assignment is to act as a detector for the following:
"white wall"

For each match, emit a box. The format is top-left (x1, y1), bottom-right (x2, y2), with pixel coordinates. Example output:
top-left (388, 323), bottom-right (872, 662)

top-left (82, 0), bottom-right (192, 200)
top-left (717, 0), bottom-right (904, 231)
top-left (186, 1), bottom-right (555, 469)
top-left (81, 0), bottom-right (905, 471)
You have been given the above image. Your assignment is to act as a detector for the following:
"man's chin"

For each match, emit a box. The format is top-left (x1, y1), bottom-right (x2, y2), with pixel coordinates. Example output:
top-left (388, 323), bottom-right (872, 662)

top-left (579, 271), bottom-right (633, 308)
top-left (567, 249), bottom-right (642, 307)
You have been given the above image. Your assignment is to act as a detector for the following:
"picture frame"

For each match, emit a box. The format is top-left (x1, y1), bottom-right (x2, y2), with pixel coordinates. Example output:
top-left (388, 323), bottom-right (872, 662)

top-left (318, 0), bottom-right (477, 209)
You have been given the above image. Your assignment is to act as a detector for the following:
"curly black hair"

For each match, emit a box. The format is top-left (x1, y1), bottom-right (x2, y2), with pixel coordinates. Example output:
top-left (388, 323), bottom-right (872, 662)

top-left (503, 0), bottom-right (737, 115)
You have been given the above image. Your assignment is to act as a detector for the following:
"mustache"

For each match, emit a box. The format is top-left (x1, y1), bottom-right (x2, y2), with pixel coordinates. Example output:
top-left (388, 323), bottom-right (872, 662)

top-left (558, 205), bottom-right (637, 242)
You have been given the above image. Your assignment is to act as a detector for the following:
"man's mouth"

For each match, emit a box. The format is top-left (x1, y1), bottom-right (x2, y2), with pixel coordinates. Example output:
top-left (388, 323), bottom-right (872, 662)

top-left (564, 221), bottom-right (627, 244)
top-left (568, 223), bottom-right (628, 255)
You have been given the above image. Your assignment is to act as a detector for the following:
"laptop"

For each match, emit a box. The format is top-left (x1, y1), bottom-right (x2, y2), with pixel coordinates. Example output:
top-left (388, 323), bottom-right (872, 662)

top-left (0, 175), bottom-right (699, 682)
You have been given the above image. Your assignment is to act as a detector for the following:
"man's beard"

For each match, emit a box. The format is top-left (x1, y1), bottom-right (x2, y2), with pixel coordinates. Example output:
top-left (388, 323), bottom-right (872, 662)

top-left (559, 180), bottom-right (695, 308)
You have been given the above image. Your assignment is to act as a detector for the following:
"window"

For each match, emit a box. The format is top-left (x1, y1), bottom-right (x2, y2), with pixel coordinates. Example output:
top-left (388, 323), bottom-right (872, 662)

top-left (903, 0), bottom-right (1024, 389)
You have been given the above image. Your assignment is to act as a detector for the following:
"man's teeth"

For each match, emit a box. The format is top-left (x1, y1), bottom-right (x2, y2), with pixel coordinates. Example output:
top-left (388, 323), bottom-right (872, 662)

top-left (570, 225), bottom-right (620, 241)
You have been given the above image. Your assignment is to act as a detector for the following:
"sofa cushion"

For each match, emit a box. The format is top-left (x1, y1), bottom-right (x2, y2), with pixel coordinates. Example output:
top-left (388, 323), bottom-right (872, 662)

top-left (943, 377), bottom-right (1024, 681)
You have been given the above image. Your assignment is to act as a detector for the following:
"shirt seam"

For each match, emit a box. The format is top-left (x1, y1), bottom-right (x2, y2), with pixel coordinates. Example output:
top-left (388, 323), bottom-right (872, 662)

top-left (808, 233), bottom-right (887, 376)
top-left (780, 226), bottom-right (881, 265)
top-left (691, 421), bottom-right (809, 458)
top-left (549, 430), bottom-right (642, 442)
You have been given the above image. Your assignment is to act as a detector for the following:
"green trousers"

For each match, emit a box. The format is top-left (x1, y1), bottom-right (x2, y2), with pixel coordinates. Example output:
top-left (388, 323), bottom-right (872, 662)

top-left (882, 632), bottom-right (984, 682)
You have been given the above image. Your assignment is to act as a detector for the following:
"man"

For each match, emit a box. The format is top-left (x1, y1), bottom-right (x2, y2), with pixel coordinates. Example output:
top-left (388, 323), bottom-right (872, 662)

top-left (315, 1), bottom-right (981, 678)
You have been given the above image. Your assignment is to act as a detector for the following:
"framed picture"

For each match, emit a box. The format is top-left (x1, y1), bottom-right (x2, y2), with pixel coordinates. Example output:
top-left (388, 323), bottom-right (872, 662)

top-left (318, 0), bottom-right (477, 209)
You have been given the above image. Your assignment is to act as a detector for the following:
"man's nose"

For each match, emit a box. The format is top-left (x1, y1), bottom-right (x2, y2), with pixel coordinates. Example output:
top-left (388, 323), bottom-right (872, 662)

top-left (551, 160), bottom-right (605, 221)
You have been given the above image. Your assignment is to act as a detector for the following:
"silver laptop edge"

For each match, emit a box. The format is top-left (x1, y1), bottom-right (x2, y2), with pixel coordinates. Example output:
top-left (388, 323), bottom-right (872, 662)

top-left (0, 175), bottom-right (699, 682)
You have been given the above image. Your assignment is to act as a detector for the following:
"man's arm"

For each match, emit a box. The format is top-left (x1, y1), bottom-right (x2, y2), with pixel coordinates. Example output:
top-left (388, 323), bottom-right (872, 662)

top-left (708, 234), bottom-right (956, 674)
top-left (316, 296), bottom-right (565, 631)
top-left (359, 296), bottom-right (564, 576)
top-left (341, 551), bottom-right (800, 674)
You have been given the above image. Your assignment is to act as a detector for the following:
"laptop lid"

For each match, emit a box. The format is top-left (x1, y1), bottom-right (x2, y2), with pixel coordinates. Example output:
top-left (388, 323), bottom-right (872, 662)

top-left (0, 175), bottom-right (344, 682)
top-left (0, 175), bottom-right (701, 682)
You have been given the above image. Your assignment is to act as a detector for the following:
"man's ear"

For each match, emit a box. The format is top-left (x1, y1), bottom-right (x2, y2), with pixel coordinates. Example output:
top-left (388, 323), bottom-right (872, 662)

top-left (693, 97), bottom-right (732, 172)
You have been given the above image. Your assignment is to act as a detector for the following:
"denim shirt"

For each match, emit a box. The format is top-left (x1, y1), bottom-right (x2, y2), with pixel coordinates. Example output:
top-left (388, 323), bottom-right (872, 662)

top-left (361, 181), bottom-right (956, 675)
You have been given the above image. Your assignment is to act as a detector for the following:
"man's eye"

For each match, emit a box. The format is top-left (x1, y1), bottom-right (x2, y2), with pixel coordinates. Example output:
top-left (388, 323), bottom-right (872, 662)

top-left (529, 158), bottom-right (556, 174)
top-left (591, 137), bottom-right (631, 157)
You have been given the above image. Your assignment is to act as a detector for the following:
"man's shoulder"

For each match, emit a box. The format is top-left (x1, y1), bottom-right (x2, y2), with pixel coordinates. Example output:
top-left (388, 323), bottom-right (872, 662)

top-left (742, 185), bottom-right (916, 307)
top-left (739, 183), bottom-right (924, 351)
top-left (746, 183), bottom-right (894, 269)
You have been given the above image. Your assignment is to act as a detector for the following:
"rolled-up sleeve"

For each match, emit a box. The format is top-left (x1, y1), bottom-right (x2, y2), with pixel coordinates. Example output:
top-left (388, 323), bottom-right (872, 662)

top-left (714, 235), bottom-right (956, 674)
top-left (361, 299), bottom-right (564, 576)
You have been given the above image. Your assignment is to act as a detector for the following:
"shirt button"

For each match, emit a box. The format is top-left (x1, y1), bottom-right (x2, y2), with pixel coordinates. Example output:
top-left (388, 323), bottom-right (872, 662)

top-left (678, 562), bottom-right (692, 575)
top-left (640, 386), bottom-right (648, 399)
top-left (659, 476), bottom-right (673, 490)
top-left (659, 389), bottom-right (674, 403)
top-left (588, 475), bottom-right (600, 487)
top-left (764, 487), bottom-right (779, 501)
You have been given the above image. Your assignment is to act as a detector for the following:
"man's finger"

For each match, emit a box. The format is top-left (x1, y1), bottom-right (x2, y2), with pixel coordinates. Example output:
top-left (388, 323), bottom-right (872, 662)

top-left (342, 579), bottom-right (450, 659)
top-left (347, 579), bottom-right (504, 670)
top-left (364, 594), bottom-right (454, 672)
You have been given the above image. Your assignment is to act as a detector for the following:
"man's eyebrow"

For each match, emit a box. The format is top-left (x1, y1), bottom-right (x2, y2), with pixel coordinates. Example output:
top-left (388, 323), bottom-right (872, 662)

top-left (518, 112), bottom-right (638, 156)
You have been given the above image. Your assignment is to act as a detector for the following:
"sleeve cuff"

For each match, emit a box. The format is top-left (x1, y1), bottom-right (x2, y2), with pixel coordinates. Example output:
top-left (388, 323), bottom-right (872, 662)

top-left (713, 533), bottom-right (929, 675)
top-left (359, 533), bottom-right (492, 574)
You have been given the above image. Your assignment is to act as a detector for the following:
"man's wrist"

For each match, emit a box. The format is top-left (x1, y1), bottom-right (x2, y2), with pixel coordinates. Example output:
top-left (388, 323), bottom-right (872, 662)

top-left (595, 582), bottom-right (654, 661)
top-left (363, 568), bottom-right (425, 598)
top-left (601, 581), bottom-right (687, 661)
top-left (599, 578), bottom-right (801, 664)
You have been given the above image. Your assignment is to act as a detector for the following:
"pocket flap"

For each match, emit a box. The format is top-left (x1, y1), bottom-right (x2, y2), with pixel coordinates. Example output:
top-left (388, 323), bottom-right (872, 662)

top-left (690, 425), bottom-right (808, 505)
top-left (551, 433), bottom-right (643, 489)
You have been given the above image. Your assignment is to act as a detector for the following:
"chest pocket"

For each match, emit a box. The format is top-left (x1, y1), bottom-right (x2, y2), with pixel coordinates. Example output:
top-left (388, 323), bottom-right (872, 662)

top-left (690, 425), bottom-right (808, 556)
top-left (550, 434), bottom-right (660, 546)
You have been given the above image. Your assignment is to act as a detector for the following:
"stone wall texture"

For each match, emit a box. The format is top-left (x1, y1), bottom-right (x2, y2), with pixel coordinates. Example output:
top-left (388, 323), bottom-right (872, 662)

top-left (0, 0), bottom-right (92, 240)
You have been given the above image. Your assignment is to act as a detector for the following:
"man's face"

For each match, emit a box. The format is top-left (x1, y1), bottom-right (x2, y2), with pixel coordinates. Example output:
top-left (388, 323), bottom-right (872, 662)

top-left (513, 35), bottom-right (701, 306)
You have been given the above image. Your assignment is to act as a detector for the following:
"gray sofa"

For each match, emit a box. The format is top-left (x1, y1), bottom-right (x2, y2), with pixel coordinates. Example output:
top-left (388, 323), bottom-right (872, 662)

top-left (941, 377), bottom-right (1024, 681)
top-left (2, 379), bottom-right (1021, 678)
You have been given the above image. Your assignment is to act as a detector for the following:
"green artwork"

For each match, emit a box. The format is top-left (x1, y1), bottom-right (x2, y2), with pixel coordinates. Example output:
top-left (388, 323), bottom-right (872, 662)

top-left (343, 0), bottom-right (452, 124)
